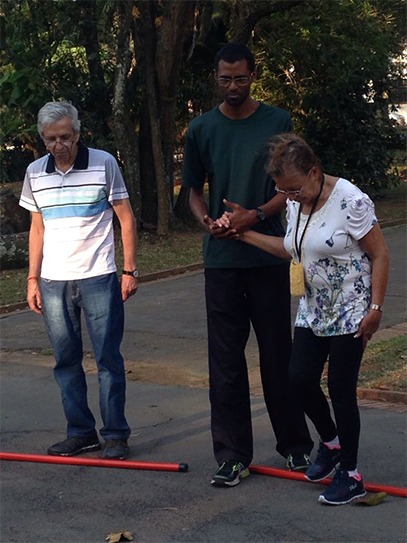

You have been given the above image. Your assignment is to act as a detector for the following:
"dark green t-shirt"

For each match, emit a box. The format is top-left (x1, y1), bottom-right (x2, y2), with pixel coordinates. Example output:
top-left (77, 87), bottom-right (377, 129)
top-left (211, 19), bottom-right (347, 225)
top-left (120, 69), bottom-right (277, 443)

top-left (182, 102), bottom-right (292, 268)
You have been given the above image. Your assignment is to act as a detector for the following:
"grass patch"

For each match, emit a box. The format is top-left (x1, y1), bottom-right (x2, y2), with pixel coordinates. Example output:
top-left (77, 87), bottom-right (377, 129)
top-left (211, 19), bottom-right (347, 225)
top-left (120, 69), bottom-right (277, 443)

top-left (0, 230), bottom-right (203, 306)
top-left (373, 182), bottom-right (407, 224)
top-left (359, 335), bottom-right (407, 392)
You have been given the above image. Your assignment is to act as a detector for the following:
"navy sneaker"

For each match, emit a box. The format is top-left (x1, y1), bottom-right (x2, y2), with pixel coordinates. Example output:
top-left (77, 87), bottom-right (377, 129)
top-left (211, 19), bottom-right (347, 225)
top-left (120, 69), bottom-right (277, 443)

top-left (102, 439), bottom-right (129, 460)
top-left (286, 453), bottom-right (312, 472)
top-left (211, 460), bottom-right (250, 487)
top-left (305, 442), bottom-right (341, 482)
top-left (319, 469), bottom-right (366, 505)
top-left (48, 436), bottom-right (101, 456)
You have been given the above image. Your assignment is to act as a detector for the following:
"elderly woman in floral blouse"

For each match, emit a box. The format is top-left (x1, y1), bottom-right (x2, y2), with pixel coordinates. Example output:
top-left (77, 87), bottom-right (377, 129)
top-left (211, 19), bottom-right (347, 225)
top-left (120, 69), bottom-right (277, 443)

top-left (219, 133), bottom-right (389, 505)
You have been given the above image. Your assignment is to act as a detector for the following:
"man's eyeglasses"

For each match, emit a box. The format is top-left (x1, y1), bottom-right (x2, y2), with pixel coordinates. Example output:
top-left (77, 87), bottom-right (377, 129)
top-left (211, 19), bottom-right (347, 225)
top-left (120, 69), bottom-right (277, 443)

top-left (42, 134), bottom-right (75, 147)
top-left (217, 75), bottom-right (251, 87)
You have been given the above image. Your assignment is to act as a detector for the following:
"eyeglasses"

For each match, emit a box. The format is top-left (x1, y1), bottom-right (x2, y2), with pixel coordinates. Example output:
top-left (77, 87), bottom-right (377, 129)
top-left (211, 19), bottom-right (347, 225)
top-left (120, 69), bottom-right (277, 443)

top-left (275, 168), bottom-right (313, 197)
top-left (42, 134), bottom-right (75, 147)
top-left (275, 186), bottom-right (303, 196)
top-left (216, 75), bottom-right (251, 87)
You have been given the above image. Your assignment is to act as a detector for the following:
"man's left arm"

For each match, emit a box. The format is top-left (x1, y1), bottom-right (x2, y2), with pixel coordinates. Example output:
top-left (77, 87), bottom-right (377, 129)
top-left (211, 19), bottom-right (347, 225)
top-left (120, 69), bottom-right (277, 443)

top-left (112, 199), bottom-right (139, 302)
top-left (221, 192), bottom-right (287, 232)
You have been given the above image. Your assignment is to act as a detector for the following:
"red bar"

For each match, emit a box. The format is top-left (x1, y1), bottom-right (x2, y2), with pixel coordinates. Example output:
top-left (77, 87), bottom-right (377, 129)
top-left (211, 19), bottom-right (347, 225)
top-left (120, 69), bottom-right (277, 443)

top-left (249, 464), bottom-right (407, 498)
top-left (0, 452), bottom-right (188, 472)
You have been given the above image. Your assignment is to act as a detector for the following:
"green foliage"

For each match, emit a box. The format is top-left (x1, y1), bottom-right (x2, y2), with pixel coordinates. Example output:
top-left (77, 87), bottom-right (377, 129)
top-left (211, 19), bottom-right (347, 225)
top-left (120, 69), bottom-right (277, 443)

top-left (252, 0), bottom-right (405, 194)
top-left (0, 0), bottom-right (117, 162)
top-left (0, 0), bottom-right (405, 199)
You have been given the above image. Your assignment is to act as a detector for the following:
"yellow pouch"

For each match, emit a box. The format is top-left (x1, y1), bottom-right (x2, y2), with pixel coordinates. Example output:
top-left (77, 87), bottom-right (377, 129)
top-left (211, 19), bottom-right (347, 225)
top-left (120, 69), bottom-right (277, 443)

top-left (290, 260), bottom-right (305, 297)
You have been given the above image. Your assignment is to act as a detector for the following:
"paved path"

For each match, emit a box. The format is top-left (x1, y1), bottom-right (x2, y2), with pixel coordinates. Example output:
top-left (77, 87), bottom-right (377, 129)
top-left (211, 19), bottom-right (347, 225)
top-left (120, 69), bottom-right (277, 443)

top-left (0, 225), bottom-right (406, 543)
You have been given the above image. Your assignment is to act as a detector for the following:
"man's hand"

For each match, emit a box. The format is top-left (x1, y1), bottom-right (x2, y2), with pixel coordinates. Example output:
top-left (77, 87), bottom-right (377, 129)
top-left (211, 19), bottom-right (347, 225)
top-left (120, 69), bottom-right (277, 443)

top-left (121, 275), bottom-right (139, 302)
top-left (27, 278), bottom-right (42, 314)
top-left (203, 214), bottom-right (236, 239)
top-left (219, 199), bottom-right (258, 233)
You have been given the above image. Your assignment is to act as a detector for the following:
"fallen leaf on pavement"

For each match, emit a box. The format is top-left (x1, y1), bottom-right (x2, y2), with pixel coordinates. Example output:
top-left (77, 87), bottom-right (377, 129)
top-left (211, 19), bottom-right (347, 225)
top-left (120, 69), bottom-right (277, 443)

top-left (106, 530), bottom-right (134, 542)
top-left (353, 492), bottom-right (387, 506)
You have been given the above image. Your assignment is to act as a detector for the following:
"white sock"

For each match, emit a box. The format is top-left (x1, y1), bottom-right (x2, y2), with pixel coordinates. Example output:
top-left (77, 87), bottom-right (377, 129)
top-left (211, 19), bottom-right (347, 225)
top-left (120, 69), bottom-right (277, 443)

top-left (347, 469), bottom-right (361, 480)
top-left (323, 436), bottom-right (340, 449)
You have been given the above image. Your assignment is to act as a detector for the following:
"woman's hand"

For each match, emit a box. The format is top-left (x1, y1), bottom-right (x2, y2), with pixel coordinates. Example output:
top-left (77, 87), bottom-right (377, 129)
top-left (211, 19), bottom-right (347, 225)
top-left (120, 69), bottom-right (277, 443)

top-left (354, 309), bottom-right (382, 348)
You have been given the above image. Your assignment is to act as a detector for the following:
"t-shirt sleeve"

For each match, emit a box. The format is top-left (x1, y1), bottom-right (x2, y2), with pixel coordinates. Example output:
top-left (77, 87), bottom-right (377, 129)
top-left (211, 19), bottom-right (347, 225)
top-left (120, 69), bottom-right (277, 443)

top-left (182, 128), bottom-right (207, 188)
top-left (19, 167), bottom-right (39, 213)
top-left (105, 154), bottom-right (129, 202)
top-left (347, 193), bottom-right (378, 240)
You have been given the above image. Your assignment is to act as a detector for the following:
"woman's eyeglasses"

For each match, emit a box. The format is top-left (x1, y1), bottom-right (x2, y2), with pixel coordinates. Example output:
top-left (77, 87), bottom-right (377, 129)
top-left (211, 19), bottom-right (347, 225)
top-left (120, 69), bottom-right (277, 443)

top-left (275, 186), bottom-right (303, 196)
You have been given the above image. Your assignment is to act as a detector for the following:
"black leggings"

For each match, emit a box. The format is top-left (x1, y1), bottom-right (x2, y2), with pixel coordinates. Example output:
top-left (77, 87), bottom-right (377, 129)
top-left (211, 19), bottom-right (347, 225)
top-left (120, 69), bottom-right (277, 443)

top-left (290, 327), bottom-right (364, 470)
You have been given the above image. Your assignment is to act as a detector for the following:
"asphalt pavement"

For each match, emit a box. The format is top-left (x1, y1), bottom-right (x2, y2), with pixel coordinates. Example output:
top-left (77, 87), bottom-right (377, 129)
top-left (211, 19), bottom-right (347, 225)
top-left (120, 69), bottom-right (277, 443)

top-left (0, 224), bottom-right (406, 543)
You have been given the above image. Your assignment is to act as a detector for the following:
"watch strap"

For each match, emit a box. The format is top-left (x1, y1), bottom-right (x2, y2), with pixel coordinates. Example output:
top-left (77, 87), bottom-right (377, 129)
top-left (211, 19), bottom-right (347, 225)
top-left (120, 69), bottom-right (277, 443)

top-left (122, 269), bottom-right (140, 278)
top-left (255, 207), bottom-right (266, 221)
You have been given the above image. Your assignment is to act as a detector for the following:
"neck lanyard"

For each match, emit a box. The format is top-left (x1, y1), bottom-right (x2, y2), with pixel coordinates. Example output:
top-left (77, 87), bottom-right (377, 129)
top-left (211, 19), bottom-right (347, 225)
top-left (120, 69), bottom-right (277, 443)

top-left (294, 176), bottom-right (325, 262)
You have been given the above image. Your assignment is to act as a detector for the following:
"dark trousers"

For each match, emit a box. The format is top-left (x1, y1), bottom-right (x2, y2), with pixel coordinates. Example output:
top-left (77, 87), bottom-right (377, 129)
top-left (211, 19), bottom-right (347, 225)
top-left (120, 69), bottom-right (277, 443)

top-left (205, 266), bottom-right (313, 466)
top-left (290, 327), bottom-right (364, 470)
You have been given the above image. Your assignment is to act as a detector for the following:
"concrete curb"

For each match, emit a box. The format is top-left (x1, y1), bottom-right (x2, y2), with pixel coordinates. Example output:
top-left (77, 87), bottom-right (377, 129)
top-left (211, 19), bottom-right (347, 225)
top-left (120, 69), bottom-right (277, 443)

top-left (357, 388), bottom-right (406, 405)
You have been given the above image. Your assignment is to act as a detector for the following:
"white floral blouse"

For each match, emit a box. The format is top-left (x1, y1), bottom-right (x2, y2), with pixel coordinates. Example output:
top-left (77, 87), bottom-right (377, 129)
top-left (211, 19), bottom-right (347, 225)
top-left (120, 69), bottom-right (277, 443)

top-left (283, 178), bottom-right (378, 337)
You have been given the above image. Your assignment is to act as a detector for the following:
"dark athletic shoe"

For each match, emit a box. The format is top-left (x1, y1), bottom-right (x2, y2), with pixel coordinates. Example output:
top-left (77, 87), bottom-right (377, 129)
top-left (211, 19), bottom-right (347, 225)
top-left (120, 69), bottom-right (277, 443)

top-left (102, 439), bottom-right (129, 460)
top-left (211, 460), bottom-right (250, 487)
top-left (48, 436), bottom-right (101, 456)
top-left (319, 469), bottom-right (366, 505)
top-left (286, 453), bottom-right (312, 472)
top-left (305, 442), bottom-right (341, 482)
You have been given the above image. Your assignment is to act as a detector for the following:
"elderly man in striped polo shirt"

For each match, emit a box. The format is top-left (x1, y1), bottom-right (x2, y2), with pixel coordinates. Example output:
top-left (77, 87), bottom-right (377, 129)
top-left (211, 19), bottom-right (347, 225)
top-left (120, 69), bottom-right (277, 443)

top-left (19, 101), bottom-right (139, 460)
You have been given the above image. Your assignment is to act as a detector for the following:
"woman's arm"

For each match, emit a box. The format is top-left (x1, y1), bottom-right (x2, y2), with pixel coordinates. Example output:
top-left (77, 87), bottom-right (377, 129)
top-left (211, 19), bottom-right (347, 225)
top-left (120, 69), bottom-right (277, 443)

top-left (239, 230), bottom-right (291, 260)
top-left (354, 223), bottom-right (390, 345)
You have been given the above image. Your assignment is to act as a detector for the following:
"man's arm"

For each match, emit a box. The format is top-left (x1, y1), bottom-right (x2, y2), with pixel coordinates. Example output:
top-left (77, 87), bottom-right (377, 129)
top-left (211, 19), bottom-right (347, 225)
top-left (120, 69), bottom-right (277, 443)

top-left (112, 199), bottom-right (139, 302)
top-left (27, 211), bottom-right (44, 314)
top-left (189, 187), bottom-right (236, 239)
top-left (221, 193), bottom-right (287, 232)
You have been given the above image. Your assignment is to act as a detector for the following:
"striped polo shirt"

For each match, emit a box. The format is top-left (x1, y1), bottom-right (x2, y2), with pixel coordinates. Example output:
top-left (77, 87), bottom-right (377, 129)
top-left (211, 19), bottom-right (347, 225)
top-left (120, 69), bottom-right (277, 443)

top-left (19, 142), bottom-right (129, 280)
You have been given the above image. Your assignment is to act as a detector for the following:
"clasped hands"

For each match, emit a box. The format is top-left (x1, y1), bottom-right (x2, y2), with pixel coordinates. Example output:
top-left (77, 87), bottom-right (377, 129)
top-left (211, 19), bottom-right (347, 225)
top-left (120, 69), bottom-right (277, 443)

top-left (203, 199), bottom-right (254, 239)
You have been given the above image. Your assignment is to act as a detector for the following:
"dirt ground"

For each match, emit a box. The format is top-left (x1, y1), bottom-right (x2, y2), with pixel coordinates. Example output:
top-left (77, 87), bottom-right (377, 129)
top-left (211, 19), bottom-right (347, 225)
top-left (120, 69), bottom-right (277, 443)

top-left (0, 348), bottom-right (266, 398)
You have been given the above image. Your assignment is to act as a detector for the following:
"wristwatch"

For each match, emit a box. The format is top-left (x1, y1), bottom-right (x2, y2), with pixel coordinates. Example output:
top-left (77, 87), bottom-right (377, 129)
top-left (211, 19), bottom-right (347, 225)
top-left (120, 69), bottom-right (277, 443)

top-left (255, 207), bottom-right (266, 222)
top-left (122, 269), bottom-right (140, 278)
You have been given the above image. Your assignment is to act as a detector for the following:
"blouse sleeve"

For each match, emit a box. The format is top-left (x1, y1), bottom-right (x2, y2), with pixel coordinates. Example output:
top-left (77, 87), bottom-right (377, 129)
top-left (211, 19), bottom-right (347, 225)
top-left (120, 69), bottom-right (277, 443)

top-left (347, 192), bottom-right (378, 240)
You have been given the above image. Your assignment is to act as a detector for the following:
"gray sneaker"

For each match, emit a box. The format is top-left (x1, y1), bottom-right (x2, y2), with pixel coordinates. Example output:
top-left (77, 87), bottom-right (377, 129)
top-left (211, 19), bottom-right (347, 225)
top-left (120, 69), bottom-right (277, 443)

top-left (102, 439), bottom-right (129, 460)
top-left (286, 453), bottom-right (312, 472)
top-left (48, 436), bottom-right (101, 456)
top-left (211, 460), bottom-right (250, 487)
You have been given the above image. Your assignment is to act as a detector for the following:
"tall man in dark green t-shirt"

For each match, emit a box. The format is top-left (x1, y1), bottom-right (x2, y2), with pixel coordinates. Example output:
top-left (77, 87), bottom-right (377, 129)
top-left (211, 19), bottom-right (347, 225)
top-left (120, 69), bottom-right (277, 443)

top-left (182, 43), bottom-right (313, 487)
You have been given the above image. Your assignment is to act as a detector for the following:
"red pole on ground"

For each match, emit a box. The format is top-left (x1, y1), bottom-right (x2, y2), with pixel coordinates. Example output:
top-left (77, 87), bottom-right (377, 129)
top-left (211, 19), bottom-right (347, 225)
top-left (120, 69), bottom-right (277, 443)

top-left (249, 464), bottom-right (407, 498)
top-left (0, 452), bottom-right (188, 473)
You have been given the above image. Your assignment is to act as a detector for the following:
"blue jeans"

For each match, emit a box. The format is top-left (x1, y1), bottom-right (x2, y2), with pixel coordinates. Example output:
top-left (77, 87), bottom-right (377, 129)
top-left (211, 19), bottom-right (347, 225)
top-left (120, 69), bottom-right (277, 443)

top-left (40, 273), bottom-right (130, 441)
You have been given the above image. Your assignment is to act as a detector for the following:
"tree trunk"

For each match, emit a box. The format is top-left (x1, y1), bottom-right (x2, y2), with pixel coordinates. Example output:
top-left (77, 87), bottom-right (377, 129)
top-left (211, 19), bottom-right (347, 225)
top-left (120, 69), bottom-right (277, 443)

top-left (154, 0), bottom-right (196, 215)
top-left (77, 0), bottom-right (112, 141)
top-left (136, 0), bottom-right (196, 234)
top-left (138, 1), bottom-right (169, 236)
top-left (111, 0), bottom-right (141, 218)
top-left (229, 0), bottom-right (306, 43)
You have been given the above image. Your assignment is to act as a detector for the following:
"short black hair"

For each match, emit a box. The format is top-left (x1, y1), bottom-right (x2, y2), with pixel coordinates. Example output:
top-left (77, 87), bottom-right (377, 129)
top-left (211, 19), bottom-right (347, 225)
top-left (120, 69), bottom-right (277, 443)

top-left (214, 43), bottom-right (255, 73)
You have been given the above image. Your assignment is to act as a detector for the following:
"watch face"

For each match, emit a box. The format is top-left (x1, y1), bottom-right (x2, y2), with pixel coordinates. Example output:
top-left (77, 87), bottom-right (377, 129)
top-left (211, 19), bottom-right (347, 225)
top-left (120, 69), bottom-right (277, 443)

top-left (133, 270), bottom-right (140, 278)
top-left (256, 209), bottom-right (266, 221)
